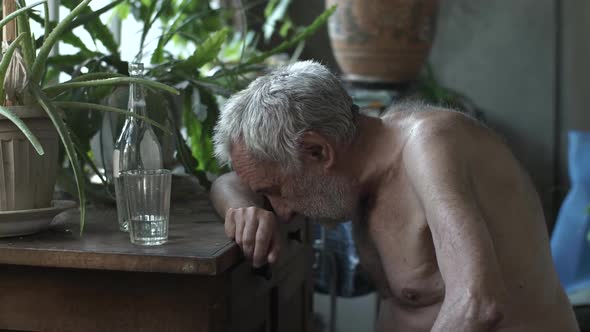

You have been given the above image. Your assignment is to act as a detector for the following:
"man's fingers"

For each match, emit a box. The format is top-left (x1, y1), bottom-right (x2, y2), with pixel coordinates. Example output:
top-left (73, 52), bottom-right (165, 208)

top-left (223, 207), bottom-right (281, 267)
top-left (241, 217), bottom-right (258, 259)
top-left (235, 217), bottom-right (245, 247)
top-left (224, 209), bottom-right (236, 239)
top-left (253, 220), bottom-right (273, 267)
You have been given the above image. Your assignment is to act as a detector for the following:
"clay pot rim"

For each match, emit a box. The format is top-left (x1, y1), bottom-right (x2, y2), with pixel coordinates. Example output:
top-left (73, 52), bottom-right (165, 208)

top-left (0, 105), bottom-right (48, 121)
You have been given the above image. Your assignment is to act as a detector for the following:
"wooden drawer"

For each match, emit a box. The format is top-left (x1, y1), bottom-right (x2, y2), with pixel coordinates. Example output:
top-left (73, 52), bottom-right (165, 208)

top-left (228, 219), bottom-right (313, 332)
top-left (275, 247), bottom-right (313, 332)
top-left (229, 260), bottom-right (273, 332)
top-left (275, 217), bottom-right (309, 272)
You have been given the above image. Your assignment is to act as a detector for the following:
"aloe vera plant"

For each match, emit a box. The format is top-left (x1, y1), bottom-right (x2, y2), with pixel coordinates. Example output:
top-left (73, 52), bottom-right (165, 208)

top-left (0, 0), bottom-right (179, 233)
top-left (27, 0), bottom-right (336, 197)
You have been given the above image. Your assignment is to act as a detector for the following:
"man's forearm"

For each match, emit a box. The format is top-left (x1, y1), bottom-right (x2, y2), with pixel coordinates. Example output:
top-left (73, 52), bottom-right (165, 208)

top-left (210, 172), bottom-right (266, 218)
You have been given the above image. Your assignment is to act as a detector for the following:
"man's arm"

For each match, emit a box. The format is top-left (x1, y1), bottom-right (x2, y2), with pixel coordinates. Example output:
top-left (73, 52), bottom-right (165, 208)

top-left (210, 172), bottom-right (267, 215)
top-left (210, 172), bottom-right (281, 267)
top-left (404, 120), bottom-right (506, 331)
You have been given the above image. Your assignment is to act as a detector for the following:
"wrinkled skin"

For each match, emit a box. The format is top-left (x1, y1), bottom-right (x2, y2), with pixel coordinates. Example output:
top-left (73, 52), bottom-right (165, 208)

top-left (211, 109), bottom-right (579, 332)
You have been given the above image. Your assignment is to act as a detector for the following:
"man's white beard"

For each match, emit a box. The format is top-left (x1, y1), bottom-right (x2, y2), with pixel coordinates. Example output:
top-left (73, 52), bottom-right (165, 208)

top-left (290, 173), bottom-right (355, 221)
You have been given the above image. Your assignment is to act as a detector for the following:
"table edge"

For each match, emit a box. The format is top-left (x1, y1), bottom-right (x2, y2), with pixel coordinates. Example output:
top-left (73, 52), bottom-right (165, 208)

top-left (0, 242), bottom-right (242, 276)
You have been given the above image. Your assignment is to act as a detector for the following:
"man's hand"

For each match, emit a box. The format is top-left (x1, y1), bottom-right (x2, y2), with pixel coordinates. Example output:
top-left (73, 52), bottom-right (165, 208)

top-left (225, 207), bottom-right (281, 268)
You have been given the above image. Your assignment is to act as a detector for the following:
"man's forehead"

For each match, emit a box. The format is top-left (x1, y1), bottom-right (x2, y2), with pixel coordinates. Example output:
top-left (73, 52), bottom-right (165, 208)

top-left (230, 143), bottom-right (278, 183)
top-left (230, 142), bottom-right (258, 171)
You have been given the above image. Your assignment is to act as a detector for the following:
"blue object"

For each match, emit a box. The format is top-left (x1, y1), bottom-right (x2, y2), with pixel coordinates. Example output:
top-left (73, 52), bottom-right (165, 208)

top-left (551, 131), bottom-right (590, 293)
top-left (312, 222), bottom-right (374, 297)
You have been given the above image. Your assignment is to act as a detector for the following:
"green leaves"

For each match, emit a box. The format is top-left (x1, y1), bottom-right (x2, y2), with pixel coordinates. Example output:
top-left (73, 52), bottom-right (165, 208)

top-left (61, 30), bottom-right (93, 54)
top-left (247, 5), bottom-right (336, 65)
top-left (263, 0), bottom-right (292, 41)
top-left (0, 0), bottom-right (184, 234)
top-left (139, 1), bottom-right (158, 49)
top-left (56, 0), bottom-right (122, 56)
top-left (178, 28), bottom-right (230, 71)
top-left (32, 0), bottom-right (92, 84)
top-left (68, 72), bottom-right (127, 82)
top-left (43, 1), bottom-right (51, 43)
top-left (418, 65), bottom-right (453, 105)
top-left (45, 54), bottom-right (90, 77)
top-left (14, 0), bottom-right (42, 68)
top-left (7, 0), bottom-right (335, 216)
top-left (43, 77), bottom-right (180, 98)
top-left (29, 83), bottom-right (86, 234)
top-left (0, 0), bottom-right (45, 31)
top-left (279, 18), bottom-right (294, 38)
top-left (183, 89), bottom-right (221, 176)
top-left (0, 106), bottom-right (44, 155)
top-left (114, 1), bottom-right (131, 20)
top-left (54, 101), bottom-right (170, 134)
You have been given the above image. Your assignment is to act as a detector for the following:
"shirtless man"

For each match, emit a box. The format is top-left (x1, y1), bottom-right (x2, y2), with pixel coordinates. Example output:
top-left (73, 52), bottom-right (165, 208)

top-left (209, 61), bottom-right (579, 331)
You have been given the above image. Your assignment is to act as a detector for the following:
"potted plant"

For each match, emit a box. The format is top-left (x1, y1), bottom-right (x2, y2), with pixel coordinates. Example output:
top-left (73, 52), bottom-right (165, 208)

top-left (0, 0), bottom-right (178, 234)
top-left (114, 0), bottom-right (338, 185)
top-left (46, 0), bottom-right (337, 195)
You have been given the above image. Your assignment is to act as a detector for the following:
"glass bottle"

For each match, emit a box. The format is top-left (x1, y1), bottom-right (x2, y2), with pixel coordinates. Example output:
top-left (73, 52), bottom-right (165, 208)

top-left (113, 63), bottom-right (163, 231)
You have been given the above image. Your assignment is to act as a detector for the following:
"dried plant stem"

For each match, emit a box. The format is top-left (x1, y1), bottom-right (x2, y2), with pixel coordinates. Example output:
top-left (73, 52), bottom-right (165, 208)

top-left (2, 0), bottom-right (17, 42)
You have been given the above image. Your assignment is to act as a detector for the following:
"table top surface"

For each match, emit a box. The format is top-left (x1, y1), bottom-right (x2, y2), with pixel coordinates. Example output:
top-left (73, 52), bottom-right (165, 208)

top-left (0, 194), bottom-right (241, 276)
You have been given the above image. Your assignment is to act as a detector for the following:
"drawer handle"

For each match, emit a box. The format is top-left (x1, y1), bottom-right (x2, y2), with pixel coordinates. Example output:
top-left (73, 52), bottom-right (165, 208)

top-left (288, 229), bottom-right (302, 243)
top-left (252, 264), bottom-right (272, 280)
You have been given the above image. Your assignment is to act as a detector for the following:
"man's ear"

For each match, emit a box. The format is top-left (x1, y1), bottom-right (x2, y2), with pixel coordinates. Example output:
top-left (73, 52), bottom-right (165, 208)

top-left (299, 131), bottom-right (335, 171)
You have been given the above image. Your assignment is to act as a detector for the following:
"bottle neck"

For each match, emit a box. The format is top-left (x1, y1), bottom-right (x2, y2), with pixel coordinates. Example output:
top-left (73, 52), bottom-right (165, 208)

top-left (128, 81), bottom-right (147, 117)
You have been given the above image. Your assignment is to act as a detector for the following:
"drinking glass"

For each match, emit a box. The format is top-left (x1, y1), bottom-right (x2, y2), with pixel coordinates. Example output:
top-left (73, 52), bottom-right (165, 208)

top-left (121, 169), bottom-right (171, 245)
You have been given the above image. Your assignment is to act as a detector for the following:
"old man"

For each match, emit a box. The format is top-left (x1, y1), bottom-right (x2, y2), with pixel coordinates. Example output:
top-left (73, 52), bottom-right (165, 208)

top-left (209, 61), bottom-right (578, 331)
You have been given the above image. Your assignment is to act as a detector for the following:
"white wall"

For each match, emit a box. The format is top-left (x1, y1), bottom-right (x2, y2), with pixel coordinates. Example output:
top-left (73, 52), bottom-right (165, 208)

top-left (560, 0), bottom-right (590, 187)
top-left (429, 0), bottom-right (558, 222)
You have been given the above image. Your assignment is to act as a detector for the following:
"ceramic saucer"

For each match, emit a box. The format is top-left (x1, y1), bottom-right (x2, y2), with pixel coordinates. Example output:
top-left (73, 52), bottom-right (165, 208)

top-left (0, 200), bottom-right (77, 237)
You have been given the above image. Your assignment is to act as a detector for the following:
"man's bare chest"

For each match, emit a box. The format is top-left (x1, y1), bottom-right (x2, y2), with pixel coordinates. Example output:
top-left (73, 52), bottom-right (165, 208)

top-left (352, 185), bottom-right (444, 308)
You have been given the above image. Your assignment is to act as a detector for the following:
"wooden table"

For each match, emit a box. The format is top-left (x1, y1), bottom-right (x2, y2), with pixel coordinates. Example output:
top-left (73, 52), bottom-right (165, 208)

top-left (0, 196), bottom-right (313, 332)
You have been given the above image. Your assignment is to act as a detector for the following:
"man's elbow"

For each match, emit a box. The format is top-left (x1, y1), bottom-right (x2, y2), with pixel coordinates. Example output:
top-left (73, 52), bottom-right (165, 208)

top-left (210, 172), bottom-right (238, 201)
top-left (480, 302), bottom-right (504, 329)
top-left (209, 172), bottom-right (238, 215)
top-left (444, 283), bottom-right (507, 330)
top-left (465, 292), bottom-right (505, 330)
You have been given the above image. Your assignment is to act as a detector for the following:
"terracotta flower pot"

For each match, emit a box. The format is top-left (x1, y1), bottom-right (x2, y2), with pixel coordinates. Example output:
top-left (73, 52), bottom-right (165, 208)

top-left (0, 106), bottom-right (59, 211)
top-left (326, 0), bottom-right (439, 83)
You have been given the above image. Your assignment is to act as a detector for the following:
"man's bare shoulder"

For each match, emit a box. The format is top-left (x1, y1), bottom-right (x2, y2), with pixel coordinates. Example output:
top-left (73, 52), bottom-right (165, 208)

top-left (382, 104), bottom-right (500, 152)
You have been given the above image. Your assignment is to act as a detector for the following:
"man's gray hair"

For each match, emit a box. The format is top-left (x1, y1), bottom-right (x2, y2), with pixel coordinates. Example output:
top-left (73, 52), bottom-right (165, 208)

top-left (213, 60), bottom-right (357, 171)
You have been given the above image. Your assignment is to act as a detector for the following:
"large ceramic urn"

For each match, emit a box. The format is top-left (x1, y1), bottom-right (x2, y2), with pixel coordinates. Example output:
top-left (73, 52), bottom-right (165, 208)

top-left (326, 0), bottom-right (439, 83)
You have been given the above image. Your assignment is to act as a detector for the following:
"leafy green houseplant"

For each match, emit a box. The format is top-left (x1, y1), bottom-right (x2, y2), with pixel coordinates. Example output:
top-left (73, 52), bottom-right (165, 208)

top-left (0, 0), bottom-right (178, 232)
top-left (114, 0), bottom-right (337, 184)
top-left (44, 0), bottom-right (336, 195)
